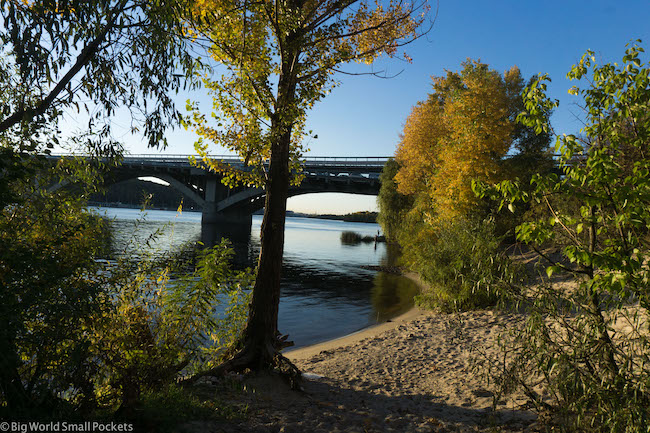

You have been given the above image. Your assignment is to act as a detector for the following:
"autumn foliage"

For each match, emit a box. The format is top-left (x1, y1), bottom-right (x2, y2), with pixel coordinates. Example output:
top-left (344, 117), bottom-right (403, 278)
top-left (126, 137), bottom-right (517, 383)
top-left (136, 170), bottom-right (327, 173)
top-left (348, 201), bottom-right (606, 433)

top-left (182, 0), bottom-right (432, 379)
top-left (394, 60), bottom-right (525, 220)
top-left (377, 59), bottom-right (550, 311)
top-left (184, 0), bottom-right (430, 187)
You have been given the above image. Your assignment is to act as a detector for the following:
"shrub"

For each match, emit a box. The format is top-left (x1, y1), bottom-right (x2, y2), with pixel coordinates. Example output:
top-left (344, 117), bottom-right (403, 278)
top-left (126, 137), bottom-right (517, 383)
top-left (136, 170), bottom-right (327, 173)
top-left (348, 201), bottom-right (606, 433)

top-left (376, 158), bottom-right (414, 241)
top-left (90, 239), bottom-right (253, 415)
top-left (0, 150), bottom-right (253, 418)
top-left (0, 154), bottom-right (111, 416)
top-left (340, 231), bottom-right (375, 245)
top-left (404, 218), bottom-right (522, 312)
top-left (477, 42), bottom-right (650, 432)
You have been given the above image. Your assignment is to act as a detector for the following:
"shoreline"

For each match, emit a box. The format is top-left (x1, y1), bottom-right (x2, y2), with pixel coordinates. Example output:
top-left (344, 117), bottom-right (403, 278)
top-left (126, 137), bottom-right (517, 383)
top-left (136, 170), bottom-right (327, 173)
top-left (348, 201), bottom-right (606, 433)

top-left (200, 271), bottom-right (539, 432)
top-left (286, 302), bottom-right (424, 361)
top-left (286, 271), bottom-right (427, 361)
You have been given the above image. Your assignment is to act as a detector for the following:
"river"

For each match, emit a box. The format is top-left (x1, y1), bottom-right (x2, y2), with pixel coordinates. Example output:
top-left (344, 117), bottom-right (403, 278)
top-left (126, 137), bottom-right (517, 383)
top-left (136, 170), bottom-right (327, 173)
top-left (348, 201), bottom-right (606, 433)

top-left (93, 207), bottom-right (418, 349)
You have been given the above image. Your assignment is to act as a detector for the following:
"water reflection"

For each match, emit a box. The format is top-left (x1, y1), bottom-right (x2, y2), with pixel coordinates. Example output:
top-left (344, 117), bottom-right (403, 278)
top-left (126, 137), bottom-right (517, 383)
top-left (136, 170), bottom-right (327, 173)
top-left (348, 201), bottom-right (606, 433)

top-left (201, 222), bottom-right (255, 266)
top-left (371, 272), bottom-right (420, 322)
top-left (92, 207), bottom-right (417, 348)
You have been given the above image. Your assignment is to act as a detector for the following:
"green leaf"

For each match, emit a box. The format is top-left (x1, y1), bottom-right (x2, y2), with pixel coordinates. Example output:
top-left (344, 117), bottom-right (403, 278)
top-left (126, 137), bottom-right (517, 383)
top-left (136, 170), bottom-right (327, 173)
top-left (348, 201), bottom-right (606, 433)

top-left (546, 265), bottom-right (561, 278)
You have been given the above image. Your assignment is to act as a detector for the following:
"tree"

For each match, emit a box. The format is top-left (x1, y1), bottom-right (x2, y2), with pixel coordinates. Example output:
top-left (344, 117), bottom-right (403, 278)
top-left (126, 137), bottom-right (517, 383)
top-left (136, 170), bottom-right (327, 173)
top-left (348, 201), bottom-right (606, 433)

top-left (476, 41), bottom-right (650, 431)
top-left (392, 98), bottom-right (445, 199)
top-left (184, 0), bottom-right (432, 381)
top-left (0, 0), bottom-right (199, 412)
top-left (381, 61), bottom-right (550, 311)
top-left (0, 0), bottom-right (198, 154)
top-left (394, 60), bottom-right (527, 221)
top-left (377, 158), bottom-right (413, 241)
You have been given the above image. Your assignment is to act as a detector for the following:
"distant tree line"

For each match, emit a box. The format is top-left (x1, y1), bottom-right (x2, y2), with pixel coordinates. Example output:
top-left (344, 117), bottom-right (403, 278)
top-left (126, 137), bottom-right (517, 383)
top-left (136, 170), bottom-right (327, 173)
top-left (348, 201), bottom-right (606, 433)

top-left (294, 210), bottom-right (378, 223)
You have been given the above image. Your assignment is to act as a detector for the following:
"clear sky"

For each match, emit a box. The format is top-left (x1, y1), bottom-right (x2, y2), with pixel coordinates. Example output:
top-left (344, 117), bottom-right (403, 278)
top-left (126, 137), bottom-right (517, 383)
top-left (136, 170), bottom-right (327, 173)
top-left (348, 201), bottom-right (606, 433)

top-left (63, 0), bottom-right (650, 214)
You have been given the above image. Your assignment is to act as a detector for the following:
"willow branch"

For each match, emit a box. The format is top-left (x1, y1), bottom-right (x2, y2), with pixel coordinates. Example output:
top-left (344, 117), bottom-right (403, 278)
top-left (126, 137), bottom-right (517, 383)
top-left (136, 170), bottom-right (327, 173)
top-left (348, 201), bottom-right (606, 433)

top-left (0, 0), bottom-right (128, 134)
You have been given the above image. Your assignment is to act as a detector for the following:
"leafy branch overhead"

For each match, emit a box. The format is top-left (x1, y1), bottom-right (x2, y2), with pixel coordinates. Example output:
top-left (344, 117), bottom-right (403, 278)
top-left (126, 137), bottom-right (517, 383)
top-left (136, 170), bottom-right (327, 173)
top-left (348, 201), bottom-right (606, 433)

top-left (475, 41), bottom-right (650, 431)
top-left (182, 0), bottom-right (432, 187)
top-left (0, 0), bottom-right (199, 151)
top-left (480, 41), bottom-right (650, 293)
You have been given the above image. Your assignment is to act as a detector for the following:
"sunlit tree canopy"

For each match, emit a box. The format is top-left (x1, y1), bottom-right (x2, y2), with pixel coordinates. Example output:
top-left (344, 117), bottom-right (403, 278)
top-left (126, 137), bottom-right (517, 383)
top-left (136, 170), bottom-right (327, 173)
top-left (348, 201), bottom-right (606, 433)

top-left (395, 60), bottom-right (524, 220)
top-left (181, 0), bottom-right (433, 378)
top-left (184, 0), bottom-right (431, 186)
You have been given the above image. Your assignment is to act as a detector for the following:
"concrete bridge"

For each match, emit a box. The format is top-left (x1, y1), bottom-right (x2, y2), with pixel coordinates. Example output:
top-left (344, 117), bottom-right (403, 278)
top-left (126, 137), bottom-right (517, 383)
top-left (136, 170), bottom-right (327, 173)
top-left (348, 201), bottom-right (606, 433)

top-left (55, 154), bottom-right (387, 227)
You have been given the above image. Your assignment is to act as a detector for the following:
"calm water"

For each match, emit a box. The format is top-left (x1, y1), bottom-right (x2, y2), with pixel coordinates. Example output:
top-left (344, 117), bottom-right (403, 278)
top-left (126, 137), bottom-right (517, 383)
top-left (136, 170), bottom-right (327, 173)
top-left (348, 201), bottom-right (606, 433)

top-left (92, 207), bottom-right (418, 348)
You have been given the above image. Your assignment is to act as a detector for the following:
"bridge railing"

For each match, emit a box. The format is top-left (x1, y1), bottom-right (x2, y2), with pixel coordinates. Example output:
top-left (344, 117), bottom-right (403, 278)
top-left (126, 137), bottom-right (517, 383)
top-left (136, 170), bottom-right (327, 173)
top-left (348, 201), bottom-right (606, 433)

top-left (49, 153), bottom-right (391, 166)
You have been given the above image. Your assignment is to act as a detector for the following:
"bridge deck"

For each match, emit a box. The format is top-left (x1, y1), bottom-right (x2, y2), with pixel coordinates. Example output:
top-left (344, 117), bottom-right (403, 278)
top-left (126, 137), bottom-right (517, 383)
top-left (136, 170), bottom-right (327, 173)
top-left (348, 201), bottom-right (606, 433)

top-left (119, 154), bottom-right (389, 168)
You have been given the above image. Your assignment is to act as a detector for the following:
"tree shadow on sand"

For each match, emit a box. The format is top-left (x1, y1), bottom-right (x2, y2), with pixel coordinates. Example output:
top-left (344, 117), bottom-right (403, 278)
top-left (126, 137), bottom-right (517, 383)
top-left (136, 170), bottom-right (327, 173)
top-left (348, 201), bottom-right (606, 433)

top-left (184, 371), bottom-right (537, 433)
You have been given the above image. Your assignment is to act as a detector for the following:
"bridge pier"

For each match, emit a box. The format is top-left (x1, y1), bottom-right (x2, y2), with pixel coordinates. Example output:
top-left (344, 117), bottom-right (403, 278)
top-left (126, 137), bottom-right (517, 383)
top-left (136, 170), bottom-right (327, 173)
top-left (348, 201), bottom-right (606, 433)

top-left (200, 212), bottom-right (253, 266)
top-left (201, 176), bottom-right (253, 229)
top-left (201, 176), bottom-right (253, 264)
top-left (201, 176), bottom-right (221, 225)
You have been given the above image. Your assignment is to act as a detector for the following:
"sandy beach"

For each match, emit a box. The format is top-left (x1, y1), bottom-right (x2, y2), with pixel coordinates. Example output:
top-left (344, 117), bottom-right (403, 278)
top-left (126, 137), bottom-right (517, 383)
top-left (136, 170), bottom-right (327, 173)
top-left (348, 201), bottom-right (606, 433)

top-left (188, 273), bottom-right (541, 433)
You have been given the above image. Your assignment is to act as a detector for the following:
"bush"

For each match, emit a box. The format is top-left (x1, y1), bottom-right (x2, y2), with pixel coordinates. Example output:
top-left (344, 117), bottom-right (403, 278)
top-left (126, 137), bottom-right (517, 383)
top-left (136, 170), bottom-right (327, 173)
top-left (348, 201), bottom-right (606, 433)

top-left (0, 150), bottom-right (254, 418)
top-left (340, 231), bottom-right (375, 245)
top-left (376, 158), bottom-right (414, 241)
top-left (90, 238), bottom-right (253, 415)
top-left (478, 43), bottom-right (650, 432)
top-left (0, 154), bottom-right (111, 416)
top-left (403, 218), bottom-right (522, 312)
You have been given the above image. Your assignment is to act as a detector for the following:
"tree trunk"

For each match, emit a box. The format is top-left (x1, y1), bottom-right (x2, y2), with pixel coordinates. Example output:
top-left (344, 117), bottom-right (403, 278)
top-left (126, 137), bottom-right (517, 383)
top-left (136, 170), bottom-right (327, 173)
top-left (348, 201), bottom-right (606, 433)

top-left (0, 317), bottom-right (31, 410)
top-left (586, 205), bottom-right (619, 379)
top-left (199, 126), bottom-right (301, 387)
top-left (199, 42), bottom-right (303, 387)
top-left (240, 127), bottom-right (291, 364)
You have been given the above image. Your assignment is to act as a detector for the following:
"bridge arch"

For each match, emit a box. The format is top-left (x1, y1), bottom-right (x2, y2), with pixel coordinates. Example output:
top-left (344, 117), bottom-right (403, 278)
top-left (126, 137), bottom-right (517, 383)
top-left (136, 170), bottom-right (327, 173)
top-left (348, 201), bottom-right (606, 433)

top-left (97, 169), bottom-right (208, 210)
top-left (211, 182), bottom-right (379, 215)
top-left (139, 174), bottom-right (206, 208)
top-left (50, 154), bottom-right (387, 222)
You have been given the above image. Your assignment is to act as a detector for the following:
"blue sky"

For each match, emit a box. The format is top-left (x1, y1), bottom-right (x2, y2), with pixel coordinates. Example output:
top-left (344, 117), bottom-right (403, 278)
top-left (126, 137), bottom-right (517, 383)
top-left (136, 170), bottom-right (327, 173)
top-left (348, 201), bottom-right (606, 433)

top-left (68, 0), bottom-right (650, 214)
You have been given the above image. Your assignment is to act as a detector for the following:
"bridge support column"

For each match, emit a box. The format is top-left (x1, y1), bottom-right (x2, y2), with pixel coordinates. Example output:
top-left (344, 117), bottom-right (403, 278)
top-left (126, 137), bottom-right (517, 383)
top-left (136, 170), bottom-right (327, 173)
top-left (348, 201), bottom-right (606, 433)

top-left (200, 211), bottom-right (253, 266)
top-left (201, 176), bottom-right (220, 225)
top-left (201, 176), bottom-right (253, 265)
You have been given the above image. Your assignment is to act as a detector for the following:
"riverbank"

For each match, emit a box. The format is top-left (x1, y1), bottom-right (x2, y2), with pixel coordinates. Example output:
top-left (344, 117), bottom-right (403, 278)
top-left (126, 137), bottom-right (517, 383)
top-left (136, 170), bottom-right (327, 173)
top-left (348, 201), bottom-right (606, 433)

top-left (284, 272), bottom-right (425, 361)
top-left (188, 273), bottom-right (541, 433)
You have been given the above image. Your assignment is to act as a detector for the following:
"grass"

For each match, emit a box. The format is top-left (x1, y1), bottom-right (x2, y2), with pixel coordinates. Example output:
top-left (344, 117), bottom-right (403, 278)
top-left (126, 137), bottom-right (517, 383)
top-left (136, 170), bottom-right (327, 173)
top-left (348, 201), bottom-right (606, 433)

top-left (340, 231), bottom-right (376, 245)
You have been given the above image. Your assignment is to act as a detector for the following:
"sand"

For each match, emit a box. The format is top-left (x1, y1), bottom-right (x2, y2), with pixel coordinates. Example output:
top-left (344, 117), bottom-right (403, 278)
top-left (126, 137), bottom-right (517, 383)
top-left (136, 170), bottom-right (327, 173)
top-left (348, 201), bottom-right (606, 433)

top-left (188, 273), bottom-right (542, 433)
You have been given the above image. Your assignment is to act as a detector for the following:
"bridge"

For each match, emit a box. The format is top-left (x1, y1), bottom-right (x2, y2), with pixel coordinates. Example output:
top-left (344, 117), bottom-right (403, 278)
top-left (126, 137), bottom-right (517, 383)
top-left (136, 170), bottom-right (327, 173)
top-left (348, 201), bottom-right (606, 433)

top-left (52, 154), bottom-right (387, 227)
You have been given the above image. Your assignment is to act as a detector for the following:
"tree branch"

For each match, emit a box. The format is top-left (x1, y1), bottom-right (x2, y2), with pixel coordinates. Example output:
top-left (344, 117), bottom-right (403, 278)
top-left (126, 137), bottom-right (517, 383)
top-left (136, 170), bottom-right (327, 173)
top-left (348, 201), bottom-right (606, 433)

top-left (0, 0), bottom-right (128, 135)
